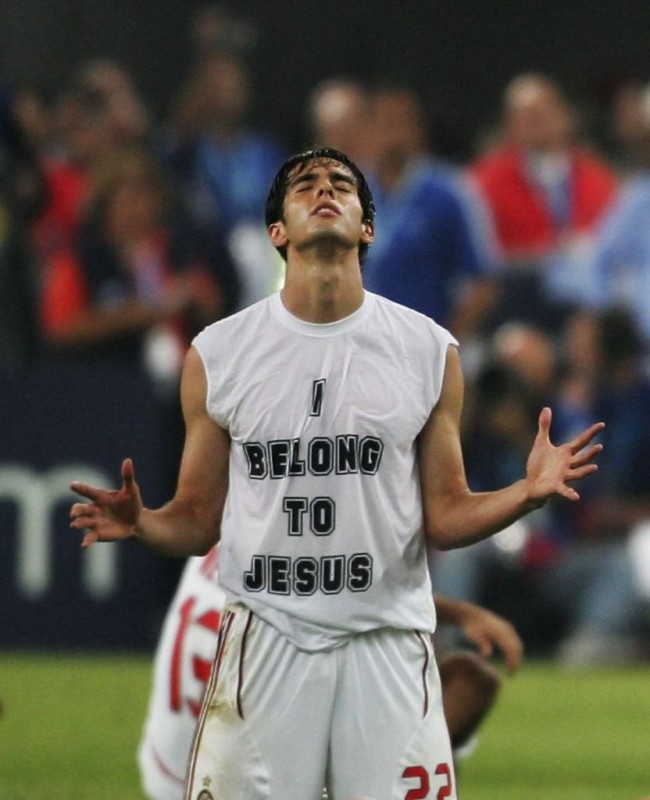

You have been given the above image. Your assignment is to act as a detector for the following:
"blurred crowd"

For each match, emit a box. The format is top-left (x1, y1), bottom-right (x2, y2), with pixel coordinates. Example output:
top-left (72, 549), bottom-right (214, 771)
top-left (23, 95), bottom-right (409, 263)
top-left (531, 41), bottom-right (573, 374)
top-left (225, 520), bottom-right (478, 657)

top-left (2, 3), bottom-right (650, 664)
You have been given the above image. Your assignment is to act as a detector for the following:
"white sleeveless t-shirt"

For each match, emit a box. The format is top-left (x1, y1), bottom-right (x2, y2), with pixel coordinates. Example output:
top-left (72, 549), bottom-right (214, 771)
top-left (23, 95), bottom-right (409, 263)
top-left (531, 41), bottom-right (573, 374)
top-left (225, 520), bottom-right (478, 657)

top-left (192, 291), bottom-right (458, 652)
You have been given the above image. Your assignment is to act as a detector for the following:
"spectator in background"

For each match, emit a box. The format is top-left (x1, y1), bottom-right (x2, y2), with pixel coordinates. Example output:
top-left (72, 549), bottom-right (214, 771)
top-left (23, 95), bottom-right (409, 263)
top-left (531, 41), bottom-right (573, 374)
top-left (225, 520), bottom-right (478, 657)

top-left (353, 82), bottom-right (496, 343)
top-left (470, 73), bottom-right (618, 329)
top-left (39, 144), bottom-right (238, 383)
top-left (308, 77), bottom-right (372, 168)
top-left (587, 83), bottom-right (650, 347)
top-left (32, 59), bottom-right (150, 266)
top-left (163, 49), bottom-right (284, 308)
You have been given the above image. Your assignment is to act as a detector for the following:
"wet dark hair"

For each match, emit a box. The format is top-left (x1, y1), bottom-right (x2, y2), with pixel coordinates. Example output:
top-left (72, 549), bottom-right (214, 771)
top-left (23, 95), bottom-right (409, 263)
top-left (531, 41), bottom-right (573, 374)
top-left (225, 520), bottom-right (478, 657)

top-left (264, 147), bottom-right (375, 262)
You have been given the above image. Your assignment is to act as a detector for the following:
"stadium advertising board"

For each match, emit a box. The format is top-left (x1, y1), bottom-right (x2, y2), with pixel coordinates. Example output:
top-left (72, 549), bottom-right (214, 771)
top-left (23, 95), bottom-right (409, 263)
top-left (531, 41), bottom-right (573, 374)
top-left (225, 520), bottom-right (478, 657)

top-left (0, 363), bottom-right (181, 649)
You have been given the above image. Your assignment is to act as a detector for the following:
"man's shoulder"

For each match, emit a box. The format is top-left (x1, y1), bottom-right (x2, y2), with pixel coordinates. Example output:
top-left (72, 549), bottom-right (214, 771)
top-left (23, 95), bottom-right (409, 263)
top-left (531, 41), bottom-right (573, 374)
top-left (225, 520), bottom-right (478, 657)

top-left (368, 292), bottom-right (457, 343)
top-left (204, 295), bottom-right (274, 330)
top-left (193, 295), bottom-right (275, 350)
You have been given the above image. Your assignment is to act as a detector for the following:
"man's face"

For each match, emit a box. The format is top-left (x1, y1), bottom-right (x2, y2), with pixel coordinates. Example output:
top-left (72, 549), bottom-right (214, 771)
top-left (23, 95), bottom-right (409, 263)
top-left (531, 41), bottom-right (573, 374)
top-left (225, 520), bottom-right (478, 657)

top-left (269, 158), bottom-right (374, 257)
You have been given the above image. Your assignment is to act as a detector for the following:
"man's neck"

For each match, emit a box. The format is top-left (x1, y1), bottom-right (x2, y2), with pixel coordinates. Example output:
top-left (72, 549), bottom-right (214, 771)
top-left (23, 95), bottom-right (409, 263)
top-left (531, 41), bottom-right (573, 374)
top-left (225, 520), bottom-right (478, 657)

top-left (281, 250), bottom-right (364, 323)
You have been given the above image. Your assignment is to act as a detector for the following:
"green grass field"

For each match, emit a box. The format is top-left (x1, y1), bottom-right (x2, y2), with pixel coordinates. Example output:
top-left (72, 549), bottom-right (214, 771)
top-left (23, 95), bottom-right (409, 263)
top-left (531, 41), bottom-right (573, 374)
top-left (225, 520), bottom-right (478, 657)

top-left (0, 654), bottom-right (647, 799)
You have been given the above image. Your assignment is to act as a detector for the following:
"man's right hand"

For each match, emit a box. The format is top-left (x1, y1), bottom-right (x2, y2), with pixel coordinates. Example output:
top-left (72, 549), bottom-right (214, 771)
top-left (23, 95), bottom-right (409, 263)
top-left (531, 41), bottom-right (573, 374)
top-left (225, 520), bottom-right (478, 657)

top-left (70, 457), bottom-right (143, 548)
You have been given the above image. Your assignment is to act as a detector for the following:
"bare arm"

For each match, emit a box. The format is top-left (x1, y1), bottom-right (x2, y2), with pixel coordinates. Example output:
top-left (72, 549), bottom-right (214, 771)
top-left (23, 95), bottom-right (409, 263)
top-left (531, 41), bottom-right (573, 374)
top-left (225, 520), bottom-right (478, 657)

top-left (419, 346), bottom-right (604, 550)
top-left (434, 594), bottom-right (523, 673)
top-left (69, 346), bottom-right (230, 557)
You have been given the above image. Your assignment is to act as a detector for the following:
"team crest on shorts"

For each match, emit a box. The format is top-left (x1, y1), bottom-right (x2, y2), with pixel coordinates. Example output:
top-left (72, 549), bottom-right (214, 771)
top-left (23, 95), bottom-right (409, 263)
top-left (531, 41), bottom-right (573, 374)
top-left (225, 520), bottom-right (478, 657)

top-left (197, 775), bottom-right (214, 800)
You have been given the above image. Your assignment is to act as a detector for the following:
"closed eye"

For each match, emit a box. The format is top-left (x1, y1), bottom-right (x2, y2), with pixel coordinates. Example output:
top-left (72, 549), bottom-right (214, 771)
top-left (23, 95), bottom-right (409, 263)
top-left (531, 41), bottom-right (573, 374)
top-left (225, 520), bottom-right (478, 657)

top-left (330, 172), bottom-right (356, 191)
top-left (288, 174), bottom-right (316, 192)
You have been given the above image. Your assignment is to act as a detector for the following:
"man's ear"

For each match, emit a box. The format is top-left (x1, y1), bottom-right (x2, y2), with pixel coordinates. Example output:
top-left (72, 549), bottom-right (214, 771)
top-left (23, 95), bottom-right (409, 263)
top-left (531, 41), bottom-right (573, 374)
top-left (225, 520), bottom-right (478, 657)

top-left (361, 220), bottom-right (375, 245)
top-left (268, 222), bottom-right (288, 248)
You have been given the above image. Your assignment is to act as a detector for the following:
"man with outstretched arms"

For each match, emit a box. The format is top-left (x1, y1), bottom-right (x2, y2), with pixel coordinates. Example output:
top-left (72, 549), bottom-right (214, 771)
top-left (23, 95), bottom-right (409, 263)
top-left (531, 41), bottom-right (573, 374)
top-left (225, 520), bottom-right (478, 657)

top-left (70, 147), bottom-right (603, 800)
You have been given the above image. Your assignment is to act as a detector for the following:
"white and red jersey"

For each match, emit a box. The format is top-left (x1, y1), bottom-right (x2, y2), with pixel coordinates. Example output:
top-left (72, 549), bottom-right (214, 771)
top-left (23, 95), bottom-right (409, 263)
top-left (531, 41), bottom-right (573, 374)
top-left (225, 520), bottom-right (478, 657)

top-left (193, 291), bottom-right (457, 652)
top-left (138, 547), bottom-right (226, 800)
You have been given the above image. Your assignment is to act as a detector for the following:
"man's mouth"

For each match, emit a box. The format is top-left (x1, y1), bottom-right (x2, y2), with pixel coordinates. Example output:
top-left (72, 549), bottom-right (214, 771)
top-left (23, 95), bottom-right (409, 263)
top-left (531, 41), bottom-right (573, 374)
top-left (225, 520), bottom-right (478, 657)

top-left (312, 202), bottom-right (340, 216)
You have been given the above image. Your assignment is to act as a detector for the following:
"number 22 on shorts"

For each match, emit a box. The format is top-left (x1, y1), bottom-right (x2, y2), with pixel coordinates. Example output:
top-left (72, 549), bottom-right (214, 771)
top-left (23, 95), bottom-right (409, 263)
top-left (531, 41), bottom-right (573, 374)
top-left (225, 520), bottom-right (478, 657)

top-left (403, 763), bottom-right (453, 800)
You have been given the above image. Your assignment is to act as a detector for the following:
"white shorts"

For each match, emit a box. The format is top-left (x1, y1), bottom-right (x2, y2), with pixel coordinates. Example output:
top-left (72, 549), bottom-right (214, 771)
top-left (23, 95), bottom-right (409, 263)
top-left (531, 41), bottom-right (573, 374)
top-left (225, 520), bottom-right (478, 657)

top-left (185, 603), bottom-right (457, 800)
top-left (139, 737), bottom-right (186, 800)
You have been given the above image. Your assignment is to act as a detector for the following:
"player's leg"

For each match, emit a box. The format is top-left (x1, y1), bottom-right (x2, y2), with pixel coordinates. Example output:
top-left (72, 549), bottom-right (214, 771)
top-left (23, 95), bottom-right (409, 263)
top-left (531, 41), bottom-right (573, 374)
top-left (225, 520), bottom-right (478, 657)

top-left (184, 604), bottom-right (333, 800)
top-left (139, 737), bottom-right (186, 800)
top-left (439, 651), bottom-right (501, 749)
top-left (328, 629), bottom-right (457, 800)
top-left (140, 553), bottom-right (225, 800)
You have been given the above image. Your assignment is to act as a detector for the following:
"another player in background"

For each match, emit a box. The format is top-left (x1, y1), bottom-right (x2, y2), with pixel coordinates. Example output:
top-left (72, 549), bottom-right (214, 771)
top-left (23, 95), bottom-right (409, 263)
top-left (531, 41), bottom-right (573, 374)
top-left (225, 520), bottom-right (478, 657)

top-left (138, 547), bottom-right (225, 800)
top-left (70, 147), bottom-right (603, 800)
top-left (137, 545), bottom-right (523, 800)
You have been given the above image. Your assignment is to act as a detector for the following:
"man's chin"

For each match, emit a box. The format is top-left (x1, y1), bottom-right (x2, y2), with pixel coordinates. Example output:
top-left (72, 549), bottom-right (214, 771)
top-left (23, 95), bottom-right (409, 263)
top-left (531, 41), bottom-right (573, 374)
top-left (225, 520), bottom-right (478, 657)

top-left (299, 231), bottom-right (357, 256)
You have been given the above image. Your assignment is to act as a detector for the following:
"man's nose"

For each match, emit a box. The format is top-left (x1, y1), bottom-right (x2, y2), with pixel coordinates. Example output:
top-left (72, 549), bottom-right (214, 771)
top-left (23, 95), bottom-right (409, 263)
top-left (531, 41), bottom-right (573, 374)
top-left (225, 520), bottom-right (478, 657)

top-left (316, 179), bottom-right (335, 196)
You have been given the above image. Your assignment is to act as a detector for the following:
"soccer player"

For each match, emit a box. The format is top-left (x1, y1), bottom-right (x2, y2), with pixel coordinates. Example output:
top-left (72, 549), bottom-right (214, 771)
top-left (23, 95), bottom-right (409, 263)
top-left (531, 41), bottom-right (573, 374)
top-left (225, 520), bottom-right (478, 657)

top-left (70, 147), bottom-right (603, 800)
top-left (137, 546), bottom-right (523, 800)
